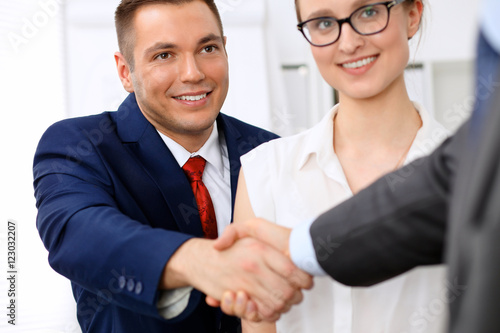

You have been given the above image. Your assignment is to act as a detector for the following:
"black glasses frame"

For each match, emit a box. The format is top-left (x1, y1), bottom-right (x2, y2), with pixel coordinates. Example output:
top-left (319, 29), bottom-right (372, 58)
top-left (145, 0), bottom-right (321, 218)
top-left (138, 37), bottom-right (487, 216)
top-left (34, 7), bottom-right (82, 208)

top-left (297, 0), bottom-right (406, 47)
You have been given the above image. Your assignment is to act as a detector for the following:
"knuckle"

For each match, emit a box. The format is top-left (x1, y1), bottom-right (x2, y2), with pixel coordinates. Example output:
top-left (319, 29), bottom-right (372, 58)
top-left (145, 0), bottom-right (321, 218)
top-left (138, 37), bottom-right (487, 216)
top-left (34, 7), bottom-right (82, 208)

top-left (281, 263), bottom-right (295, 278)
top-left (306, 276), bottom-right (314, 288)
top-left (251, 241), bottom-right (267, 253)
top-left (293, 290), bottom-right (303, 304)
top-left (272, 297), bottom-right (286, 312)
top-left (280, 287), bottom-right (295, 302)
top-left (291, 271), bottom-right (313, 288)
top-left (259, 304), bottom-right (274, 319)
top-left (239, 259), bottom-right (260, 273)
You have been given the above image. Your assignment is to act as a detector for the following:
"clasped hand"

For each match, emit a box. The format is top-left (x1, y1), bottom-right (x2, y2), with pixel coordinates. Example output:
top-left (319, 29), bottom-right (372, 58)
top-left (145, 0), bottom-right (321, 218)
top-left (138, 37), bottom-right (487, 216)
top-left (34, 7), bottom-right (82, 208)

top-left (206, 218), bottom-right (313, 322)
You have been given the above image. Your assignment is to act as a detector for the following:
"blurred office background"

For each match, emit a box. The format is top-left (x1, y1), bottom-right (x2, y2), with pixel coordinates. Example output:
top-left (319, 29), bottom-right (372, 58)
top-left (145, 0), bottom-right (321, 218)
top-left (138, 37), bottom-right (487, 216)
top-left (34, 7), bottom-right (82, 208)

top-left (0, 0), bottom-right (479, 331)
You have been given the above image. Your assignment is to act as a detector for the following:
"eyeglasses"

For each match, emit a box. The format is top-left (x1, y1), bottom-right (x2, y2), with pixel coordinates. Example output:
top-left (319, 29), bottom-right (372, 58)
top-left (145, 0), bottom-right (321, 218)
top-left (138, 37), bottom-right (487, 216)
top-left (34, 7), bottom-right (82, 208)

top-left (297, 0), bottom-right (407, 47)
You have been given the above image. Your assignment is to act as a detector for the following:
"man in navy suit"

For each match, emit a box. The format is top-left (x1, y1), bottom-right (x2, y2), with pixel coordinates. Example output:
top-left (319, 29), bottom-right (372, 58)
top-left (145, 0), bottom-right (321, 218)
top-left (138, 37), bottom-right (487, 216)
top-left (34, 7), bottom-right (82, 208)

top-left (33, 0), bottom-right (312, 332)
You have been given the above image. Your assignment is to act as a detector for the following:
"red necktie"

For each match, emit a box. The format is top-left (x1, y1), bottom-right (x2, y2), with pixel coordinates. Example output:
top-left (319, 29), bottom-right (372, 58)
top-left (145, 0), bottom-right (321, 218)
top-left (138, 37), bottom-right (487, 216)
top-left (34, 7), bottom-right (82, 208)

top-left (182, 156), bottom-right (218, 239)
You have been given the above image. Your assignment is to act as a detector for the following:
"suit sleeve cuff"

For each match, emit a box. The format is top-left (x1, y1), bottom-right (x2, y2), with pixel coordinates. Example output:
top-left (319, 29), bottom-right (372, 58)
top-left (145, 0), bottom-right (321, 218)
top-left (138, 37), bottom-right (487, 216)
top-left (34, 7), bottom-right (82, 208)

top-left (156, 287), bottom-right (193, 319)
top-left (289, 218), bottom-right (327, 276)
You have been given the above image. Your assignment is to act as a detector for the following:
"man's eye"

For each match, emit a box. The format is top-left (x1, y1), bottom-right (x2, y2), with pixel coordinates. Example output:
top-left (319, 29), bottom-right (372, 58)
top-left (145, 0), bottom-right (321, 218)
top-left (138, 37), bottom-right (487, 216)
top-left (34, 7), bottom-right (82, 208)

top-left (202, 46), bottom-right (217, 53)
top-left (155, 53), bottom-right (171, 60)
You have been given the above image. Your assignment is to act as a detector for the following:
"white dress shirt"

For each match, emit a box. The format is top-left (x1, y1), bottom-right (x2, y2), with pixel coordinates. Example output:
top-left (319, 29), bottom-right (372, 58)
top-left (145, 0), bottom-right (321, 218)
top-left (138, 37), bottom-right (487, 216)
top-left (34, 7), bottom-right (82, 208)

top-left (155, 122), bottom-right (232, 319)
top-left (242, 103), bottom-right (450, 333)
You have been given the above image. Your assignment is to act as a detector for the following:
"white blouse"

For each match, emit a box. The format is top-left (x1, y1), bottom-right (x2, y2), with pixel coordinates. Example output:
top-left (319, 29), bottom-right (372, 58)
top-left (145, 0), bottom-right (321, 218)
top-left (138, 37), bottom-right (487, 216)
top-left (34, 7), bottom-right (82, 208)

top-left (241, 103), bottom-right (450, 333)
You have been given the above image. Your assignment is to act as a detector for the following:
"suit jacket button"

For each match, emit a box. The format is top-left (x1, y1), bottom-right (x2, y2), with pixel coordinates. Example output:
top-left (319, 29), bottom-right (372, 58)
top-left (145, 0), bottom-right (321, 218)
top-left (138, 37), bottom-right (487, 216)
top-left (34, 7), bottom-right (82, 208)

top-left (127, 279), bottom-right (135, 292)
top-left (135, 281), bottom-right (143, 295)
top-left (118, 276), bottom-right (126, 289)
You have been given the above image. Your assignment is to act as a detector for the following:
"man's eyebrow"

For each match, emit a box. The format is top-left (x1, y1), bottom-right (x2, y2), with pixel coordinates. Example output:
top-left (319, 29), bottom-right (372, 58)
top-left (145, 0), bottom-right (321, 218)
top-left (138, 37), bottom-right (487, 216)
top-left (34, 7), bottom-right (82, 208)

top-left (143, 34), bottom-right (223, 57)
top-left (198, 34), bottom-right (224, 45)
top-left (144, 42), bottom-right (177, 57)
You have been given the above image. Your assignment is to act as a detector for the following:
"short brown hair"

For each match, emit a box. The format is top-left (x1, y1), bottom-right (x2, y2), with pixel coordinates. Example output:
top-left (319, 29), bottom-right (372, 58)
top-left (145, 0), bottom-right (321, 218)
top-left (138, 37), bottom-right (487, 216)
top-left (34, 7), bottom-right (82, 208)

top-left (115, 0), bottom-right (224, 71)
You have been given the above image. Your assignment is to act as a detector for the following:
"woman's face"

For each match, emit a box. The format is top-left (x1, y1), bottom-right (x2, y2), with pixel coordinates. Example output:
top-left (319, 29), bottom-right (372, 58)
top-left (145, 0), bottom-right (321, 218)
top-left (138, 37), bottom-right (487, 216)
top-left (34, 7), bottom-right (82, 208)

top-left (298, 0), bottom-right (422, 100)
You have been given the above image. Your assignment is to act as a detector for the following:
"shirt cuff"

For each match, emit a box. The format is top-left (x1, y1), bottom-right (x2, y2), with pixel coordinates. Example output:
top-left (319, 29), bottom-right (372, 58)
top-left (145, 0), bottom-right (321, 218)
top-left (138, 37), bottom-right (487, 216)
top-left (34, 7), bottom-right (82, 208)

top-left (289, 218), bottom-right (327, 276)
top-left (156, 287), bottom-right (193, 320)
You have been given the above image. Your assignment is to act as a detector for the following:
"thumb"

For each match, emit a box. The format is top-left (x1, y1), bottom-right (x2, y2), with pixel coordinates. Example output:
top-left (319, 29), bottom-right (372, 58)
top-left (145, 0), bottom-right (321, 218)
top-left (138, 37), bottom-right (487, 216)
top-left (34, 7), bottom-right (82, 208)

top-left (251, 218), bottom-right (291, 256)
top-left (213, 223), bottom-right (245, 250)
top-left (214, 218), bottom-right (291, 256)
top-left (213, 218), bottom-right (264, 251)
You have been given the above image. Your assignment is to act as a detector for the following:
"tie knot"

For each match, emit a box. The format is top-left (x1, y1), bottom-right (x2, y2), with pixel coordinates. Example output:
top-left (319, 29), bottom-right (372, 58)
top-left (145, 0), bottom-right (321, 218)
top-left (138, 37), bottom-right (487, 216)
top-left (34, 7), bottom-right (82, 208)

top-left (182, 156), bottom-right (206, 182)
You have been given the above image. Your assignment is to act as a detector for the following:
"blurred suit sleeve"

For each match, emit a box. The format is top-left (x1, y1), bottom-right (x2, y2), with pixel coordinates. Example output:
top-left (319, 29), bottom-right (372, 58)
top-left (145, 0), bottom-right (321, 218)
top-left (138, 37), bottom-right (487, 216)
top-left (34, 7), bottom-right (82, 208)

top-left (307, 118), bottom-right (465, 286)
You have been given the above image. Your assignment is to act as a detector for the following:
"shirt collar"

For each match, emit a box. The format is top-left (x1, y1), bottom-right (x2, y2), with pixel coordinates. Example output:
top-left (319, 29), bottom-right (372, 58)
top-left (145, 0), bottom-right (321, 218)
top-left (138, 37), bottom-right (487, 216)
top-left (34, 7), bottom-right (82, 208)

top-left (296, 105), bottom-right (345, 186)
top-left (157, 122), bottom-right (225, 176)
top-left (296, 102), bottom-right (448, 183)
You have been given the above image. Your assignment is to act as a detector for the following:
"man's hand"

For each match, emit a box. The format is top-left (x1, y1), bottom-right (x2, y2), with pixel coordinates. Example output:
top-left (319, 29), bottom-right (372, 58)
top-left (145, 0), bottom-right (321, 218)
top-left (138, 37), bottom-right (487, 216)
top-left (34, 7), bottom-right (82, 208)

top-left (161, 236), bottom-right (312, 322)
top-left (213, 218), bottom-right (292, 255)
top-left (206, 218), bottom-right (312, 321)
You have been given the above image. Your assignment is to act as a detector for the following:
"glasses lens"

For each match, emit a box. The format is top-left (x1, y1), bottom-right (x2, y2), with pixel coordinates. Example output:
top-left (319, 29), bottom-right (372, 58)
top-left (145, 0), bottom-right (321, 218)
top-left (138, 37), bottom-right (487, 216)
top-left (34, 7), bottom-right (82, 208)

top-left (303, 18), bottom-right (339, 46)
top-left (351, 4), bottom-right (389, 35)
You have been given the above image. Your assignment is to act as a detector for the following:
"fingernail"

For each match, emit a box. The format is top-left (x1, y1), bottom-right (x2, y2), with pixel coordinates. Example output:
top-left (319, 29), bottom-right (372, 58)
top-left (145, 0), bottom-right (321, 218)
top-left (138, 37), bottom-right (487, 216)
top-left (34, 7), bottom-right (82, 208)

top-left (224, 294), bottom-right (233, 306)
top-left (236, 293), bottom-right (244, 305)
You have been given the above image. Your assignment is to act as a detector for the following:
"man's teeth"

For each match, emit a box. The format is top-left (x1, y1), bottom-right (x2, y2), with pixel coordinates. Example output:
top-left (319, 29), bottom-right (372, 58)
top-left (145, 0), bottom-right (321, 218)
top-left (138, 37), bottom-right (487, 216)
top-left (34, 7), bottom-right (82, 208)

top-left (342, 56), bottom-right (377, 69)
top-left (174, 93), bottom-right (207, 101)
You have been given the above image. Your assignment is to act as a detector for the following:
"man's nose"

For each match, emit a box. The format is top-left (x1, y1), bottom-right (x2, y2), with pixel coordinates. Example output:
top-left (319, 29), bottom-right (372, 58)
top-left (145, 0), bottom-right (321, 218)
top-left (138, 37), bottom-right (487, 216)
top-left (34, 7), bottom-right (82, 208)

top-left (179, 55), bottom-right (205, 83)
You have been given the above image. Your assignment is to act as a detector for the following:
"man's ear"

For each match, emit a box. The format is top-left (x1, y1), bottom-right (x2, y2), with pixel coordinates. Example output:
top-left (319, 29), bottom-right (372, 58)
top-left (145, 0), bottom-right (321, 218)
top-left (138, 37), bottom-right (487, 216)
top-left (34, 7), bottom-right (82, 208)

top-left (407, 0), bottom-right (424, 40)
top-left (223, 36), bottom-right (228, 56)
top-left (115, 52), bottom-right (134, 93)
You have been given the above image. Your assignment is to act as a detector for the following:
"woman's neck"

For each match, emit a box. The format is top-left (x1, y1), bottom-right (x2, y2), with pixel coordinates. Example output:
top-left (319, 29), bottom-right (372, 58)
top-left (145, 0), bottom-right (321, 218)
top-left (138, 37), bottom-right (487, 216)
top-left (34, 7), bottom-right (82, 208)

top-left (335, 76), bottom-right (421, 149)
top-left (333, 75), bottom-right (423, 193)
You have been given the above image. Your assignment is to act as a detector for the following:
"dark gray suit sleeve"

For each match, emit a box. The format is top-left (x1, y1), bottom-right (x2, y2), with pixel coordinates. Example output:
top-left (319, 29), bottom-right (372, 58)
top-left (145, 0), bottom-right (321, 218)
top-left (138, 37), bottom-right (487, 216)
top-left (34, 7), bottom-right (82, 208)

top-left (310, 121), bottom-right (467, 286)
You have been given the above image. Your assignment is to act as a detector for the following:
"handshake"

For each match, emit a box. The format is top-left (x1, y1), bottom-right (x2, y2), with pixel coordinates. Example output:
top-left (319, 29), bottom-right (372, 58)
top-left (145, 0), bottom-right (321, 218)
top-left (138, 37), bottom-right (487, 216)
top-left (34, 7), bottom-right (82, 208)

top-left (205, 218), bottom-right (313, 322)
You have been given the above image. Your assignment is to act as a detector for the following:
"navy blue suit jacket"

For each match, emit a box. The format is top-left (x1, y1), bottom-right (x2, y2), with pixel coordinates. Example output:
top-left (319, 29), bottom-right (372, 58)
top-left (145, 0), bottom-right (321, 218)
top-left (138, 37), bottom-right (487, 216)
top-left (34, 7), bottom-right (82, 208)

top-left (33, 93), bottom-right (278, 332)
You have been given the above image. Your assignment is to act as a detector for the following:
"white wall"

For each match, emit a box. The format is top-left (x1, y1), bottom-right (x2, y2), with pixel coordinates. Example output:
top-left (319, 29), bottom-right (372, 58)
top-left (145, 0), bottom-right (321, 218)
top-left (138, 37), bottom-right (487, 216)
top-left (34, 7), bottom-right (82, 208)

top-left (408, 0), bottom-right (479, 131)
top-left (65, 0), bottom-right (125, 118)
top-left (0, 0), bottom-right (79, 332)
top-left (412, 0), bottom-right (480, 63)
top-left (216, 0), bottom-right (275, 129)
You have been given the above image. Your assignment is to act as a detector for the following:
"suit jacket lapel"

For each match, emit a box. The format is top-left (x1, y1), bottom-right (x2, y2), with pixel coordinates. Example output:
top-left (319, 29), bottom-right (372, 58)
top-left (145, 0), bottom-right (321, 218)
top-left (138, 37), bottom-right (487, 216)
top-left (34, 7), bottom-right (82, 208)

top-left (217, 114), bottom-right (244, 218)
top-left (113, 93), bottom-right (204, 237)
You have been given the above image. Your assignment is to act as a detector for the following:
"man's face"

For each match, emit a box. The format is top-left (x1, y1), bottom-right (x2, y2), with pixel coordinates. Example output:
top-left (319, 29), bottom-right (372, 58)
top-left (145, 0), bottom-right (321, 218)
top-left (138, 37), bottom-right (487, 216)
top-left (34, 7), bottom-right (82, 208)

top-left (124, 2), bottom-right (229, 146)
